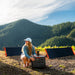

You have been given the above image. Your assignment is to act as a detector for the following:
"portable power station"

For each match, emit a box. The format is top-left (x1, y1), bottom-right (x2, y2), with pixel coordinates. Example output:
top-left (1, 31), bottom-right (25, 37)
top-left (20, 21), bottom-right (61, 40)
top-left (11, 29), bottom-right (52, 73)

top-left (31, 51), bottom-right (46, 68)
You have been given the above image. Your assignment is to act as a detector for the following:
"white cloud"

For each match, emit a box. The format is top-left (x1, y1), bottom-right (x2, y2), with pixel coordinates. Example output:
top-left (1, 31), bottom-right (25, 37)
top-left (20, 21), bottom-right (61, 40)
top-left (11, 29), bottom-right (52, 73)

top-left (0, 0), bottom-right (75, 25)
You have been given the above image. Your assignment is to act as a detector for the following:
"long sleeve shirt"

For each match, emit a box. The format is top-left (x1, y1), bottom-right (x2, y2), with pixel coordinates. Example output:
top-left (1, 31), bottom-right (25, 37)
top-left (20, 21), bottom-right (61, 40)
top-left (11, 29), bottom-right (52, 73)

top-left (22, 44), bottom-right (36, 59)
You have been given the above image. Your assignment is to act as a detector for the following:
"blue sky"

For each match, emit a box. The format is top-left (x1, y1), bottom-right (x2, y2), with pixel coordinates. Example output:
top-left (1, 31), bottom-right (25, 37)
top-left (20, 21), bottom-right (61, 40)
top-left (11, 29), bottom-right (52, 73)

top-left (37, 10), bottom-right (75, 25)
top-left (0, 0), bottom-right (75, 26)
top-left (36, 2), bottom-right (75, 25)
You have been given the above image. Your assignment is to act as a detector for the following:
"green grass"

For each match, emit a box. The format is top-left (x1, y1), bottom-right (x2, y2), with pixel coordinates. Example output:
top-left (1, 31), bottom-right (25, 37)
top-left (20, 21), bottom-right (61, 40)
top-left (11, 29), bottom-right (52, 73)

top-left (59, 65), bottom-right (65, 69)
top-left (36, 45), bottom-right (75, 52)
top-left (71, 69), bottom-right (75, 73)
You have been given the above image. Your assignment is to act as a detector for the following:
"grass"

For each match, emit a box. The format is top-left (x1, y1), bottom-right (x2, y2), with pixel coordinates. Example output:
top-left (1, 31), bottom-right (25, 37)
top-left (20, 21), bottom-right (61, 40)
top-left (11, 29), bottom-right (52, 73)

top-left (71, 69), bottom-right (75, 73)
top-left (59, 65), bottom-right (65, 69)
top-left (49, 65), bottom-right (53, 67)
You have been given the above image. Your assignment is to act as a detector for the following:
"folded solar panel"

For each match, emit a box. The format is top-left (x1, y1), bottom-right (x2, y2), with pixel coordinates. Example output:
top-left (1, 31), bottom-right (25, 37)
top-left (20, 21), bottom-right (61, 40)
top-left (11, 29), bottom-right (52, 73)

top-left (45, 47), bottom-right (74, 58)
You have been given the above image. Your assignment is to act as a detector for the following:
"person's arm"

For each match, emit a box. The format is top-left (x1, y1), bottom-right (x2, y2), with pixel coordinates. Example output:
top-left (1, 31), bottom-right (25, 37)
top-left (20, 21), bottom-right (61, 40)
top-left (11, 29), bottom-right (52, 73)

top-left (23, 46), bottom-right (31, 59)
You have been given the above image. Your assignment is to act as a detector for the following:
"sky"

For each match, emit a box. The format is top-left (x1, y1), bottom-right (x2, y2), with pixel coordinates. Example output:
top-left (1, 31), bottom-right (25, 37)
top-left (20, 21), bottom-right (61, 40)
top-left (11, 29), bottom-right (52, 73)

top-left (0, 0), bottom-right (75, 26)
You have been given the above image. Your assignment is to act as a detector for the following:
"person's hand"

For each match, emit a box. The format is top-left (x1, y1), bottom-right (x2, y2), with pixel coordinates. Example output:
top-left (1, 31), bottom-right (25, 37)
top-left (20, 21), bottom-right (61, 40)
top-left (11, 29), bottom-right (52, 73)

top-left (33, 55), bottom-right (36, 57)
top-left (30, 57), bottom-right (35, 61)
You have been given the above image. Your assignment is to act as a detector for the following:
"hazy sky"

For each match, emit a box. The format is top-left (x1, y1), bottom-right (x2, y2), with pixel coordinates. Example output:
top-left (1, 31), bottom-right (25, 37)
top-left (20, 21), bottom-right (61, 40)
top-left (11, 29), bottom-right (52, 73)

top-left (0, 0), bottom-right (75, 26)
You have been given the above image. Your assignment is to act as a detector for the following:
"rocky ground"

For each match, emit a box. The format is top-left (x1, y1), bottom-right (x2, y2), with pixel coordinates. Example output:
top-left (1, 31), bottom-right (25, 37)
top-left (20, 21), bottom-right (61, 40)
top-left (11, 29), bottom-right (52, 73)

top-left (46, 56), bottom-right (75, 72)
top-left (0, 51), bottom-right (75, 75)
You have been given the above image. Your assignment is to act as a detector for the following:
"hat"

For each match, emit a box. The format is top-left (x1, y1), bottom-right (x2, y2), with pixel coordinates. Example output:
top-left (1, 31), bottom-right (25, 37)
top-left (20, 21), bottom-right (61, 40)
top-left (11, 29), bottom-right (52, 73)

top-left (24, 38), bottom-right (32, 42)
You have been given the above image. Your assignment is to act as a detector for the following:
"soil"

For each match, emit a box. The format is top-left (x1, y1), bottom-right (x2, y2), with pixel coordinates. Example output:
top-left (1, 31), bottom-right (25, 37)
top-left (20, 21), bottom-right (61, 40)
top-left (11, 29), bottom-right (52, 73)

top-left (46, 56), bottom-right (75, 72)
top-left (0, 51), bottom-right (75, 75)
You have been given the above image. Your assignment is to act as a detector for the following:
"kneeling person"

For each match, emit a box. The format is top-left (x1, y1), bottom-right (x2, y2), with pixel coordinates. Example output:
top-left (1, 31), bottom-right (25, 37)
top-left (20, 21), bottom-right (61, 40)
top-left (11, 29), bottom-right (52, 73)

top-left (21, 38), bottom-right (36, 67)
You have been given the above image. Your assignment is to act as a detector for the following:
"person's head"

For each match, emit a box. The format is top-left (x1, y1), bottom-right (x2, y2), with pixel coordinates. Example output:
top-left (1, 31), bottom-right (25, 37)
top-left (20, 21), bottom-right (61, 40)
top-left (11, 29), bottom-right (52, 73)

top-left (24, 38), bottom-right (32, 46)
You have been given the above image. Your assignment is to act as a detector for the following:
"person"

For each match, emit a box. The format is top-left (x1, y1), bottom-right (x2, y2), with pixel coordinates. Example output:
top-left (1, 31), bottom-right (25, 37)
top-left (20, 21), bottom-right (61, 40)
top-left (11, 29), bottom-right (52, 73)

top-left (21, 37), bottom-right (36, 67)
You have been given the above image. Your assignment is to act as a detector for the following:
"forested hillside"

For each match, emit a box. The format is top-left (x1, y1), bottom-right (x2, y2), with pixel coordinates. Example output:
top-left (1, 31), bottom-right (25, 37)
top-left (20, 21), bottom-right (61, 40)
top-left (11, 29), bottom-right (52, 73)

top-left (0, 19), bottom-right (75, 49)
top-left (40, 36), bottom-right (75, 47)
top-left (40, 22), bottom-right (75, 47)
top-left (67, 28), bottom-right (75, 38)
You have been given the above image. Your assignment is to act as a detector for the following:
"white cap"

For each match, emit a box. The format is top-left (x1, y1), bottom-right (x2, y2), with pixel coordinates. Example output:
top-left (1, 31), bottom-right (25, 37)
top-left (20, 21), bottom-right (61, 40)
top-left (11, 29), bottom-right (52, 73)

top-left (24, 38), bottom-right (32, 42)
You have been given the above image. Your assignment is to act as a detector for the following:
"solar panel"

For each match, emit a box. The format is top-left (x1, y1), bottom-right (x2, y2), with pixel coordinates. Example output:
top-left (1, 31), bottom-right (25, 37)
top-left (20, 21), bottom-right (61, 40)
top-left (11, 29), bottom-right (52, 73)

top-left (4, 47), bottom-right (22, 56)
top-left (45, 47), bottom-right (74, 58)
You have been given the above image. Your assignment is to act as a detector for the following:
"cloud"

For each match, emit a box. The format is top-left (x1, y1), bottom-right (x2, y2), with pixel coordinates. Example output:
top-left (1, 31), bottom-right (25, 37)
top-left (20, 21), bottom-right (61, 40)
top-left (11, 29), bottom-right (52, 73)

top-left (0, 0), bottom-right (75, 25)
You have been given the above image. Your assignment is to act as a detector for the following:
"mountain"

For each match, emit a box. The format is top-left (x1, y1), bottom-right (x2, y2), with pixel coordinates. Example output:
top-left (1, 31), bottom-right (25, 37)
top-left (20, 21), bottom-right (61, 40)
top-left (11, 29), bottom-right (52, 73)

top-left (67, 28), bottom-right (75, 38)
top-left (0, 19), bottom-right (75, 49)
top-left (0, 19), bottom-right (52, 49)
top-left (40, 36), bottom-right (75, 47)
top-left (40, 22), bottom-right (75, 47)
